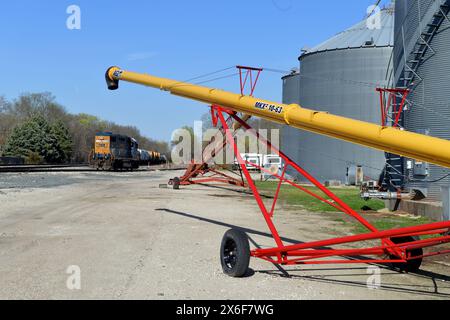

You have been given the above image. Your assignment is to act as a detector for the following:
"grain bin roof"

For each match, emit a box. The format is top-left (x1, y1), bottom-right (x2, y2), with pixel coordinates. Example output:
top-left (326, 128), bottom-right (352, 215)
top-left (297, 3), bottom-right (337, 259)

top-left (301, 8), bottom-right (394, 58)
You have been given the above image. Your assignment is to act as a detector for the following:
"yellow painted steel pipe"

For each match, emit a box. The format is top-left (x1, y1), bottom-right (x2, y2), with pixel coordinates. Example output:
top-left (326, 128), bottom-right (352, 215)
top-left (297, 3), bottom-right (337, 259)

top-left (105, 66), bottom-right (450, 169)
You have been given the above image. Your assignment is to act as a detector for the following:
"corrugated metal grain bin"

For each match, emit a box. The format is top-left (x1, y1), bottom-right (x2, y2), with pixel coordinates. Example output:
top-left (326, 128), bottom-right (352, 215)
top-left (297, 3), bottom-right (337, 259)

top-left (281, 71), bottom-right (301, 169)
top-left (394, 0), bottom-right (450, 200)
top-left (281, 8), bottom-right (394, 183)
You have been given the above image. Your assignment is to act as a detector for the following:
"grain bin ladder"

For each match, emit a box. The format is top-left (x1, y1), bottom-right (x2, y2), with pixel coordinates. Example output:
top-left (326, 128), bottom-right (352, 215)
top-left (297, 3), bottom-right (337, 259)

top-left (106, 66), bottom-right (450, 277)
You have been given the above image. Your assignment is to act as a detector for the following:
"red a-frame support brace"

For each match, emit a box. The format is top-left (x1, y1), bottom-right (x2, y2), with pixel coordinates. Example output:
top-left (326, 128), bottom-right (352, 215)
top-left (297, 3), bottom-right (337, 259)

top-left (169, 66), bottom-right (263, 188)
top-left (376, 88), bottom-right (410, 128)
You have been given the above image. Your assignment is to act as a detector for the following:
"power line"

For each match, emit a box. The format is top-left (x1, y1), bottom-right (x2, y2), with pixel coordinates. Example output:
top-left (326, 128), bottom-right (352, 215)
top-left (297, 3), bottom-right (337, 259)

top-left (264, 67), bottom-right (450, 125)
top-left (164, 65), bottom-right (450, 133)
top-left (263, 66), bottom-right (390, 88)
top-left (404, 98), bottom-right (450, 122)
top-left (167, 66), bottom-right (236, 90)
top-left (193, 72), bottom-right (241, 85)
top-left (180, 66), bottom-right (236, 83)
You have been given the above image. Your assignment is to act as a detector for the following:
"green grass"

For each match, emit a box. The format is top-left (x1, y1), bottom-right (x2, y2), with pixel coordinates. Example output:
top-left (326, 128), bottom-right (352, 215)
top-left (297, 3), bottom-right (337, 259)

top-left (255, 181), bottom-right (385, 213)
top-left (352, 215), bottom-right (433, 235)
top-left (255, 181), bottom-right (436, 236)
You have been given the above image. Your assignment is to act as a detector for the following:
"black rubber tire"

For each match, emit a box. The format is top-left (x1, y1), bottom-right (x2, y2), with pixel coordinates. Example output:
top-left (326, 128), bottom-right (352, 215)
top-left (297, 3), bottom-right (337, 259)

top-left (172, 177), bottom-right (180, 190)
top-left (220, 229), bottom-right (250, 278)
top-left (389, 236), bottom-right (423, 273)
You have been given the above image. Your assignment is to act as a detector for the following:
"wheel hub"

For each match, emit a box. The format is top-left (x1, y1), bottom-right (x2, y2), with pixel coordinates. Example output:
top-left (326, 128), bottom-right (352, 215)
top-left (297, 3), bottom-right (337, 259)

top-left (223, 240), bottom-right (237, 269)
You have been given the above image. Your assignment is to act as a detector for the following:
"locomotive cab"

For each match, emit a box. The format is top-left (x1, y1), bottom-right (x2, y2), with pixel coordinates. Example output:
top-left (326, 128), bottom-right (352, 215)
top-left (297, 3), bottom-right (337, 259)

top-left (89, 132), bottom-right (140, 170)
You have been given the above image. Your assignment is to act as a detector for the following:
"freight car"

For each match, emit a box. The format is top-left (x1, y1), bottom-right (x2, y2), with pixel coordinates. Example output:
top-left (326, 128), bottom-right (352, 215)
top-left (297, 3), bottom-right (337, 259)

top-left (138, 149), bottom-right (167, 166)
top-left (89, 132), bottom-right (140, 170)
top-left (0, 156), bottom-right (25, 166)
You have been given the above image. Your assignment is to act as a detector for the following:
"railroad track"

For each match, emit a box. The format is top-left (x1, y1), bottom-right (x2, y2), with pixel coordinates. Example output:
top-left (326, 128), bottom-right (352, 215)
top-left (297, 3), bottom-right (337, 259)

top-left (0, 164), bottom-right (186, 173)
top-left (0, 165), bottom-right (95, 173)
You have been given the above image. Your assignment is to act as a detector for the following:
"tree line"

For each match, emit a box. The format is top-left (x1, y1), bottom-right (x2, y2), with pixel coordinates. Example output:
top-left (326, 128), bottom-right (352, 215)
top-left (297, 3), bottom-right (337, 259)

top-left (0, 92), bottom-right (169, 164)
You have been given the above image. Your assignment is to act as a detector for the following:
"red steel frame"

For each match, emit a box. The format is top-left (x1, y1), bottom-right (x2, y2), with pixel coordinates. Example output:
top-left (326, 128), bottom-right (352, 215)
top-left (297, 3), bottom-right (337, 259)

top-left (171, 66), bottom-right (263, 187)
top-left (377, 88), bottom-right (409, 128)
top-left (170, 110), bottom-right (247, 187)
top-left (211, 105), bottom-right (450, 267)
top-left (237, 65), bottom-right (263, 97)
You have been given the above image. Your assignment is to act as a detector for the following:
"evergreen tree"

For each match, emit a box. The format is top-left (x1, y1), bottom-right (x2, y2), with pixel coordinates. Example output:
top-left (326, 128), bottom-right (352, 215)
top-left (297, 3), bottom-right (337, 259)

top-left (32, 114), bottom-right (60, 163)
top-left (3, 114), bottom-right (70, 163)
top-left (51, 120), bottom-right (73, 162)
top-left (4, 116), bottom-right (45, 161)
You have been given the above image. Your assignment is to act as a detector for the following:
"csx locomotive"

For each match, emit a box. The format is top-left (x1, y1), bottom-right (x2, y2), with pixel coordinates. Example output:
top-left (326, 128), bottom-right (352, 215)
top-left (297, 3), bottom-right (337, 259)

top-left (89, 132), bottom-right (165, 170)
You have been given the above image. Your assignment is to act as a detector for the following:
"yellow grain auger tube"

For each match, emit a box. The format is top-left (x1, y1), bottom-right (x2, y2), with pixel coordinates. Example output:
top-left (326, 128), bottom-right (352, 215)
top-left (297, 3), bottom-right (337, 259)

top-left (105, 66), bottom-right (450, 169)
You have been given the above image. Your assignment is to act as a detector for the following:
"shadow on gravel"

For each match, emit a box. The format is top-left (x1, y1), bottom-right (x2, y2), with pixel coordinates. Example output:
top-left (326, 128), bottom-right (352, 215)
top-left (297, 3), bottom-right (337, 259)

top-left (155, 208), bottom-right (302, 245)
top-left (196, 183), bottom-right (274, 199)
top-left (256, 267), bottom-right (450, 298)
top-left (155, 208), bottom-right (450, 298)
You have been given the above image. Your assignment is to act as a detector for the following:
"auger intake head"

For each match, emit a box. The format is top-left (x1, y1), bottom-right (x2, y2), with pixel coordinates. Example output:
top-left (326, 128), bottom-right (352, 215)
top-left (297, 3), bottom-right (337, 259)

top-left (105, 66), bottom-right (120, 90)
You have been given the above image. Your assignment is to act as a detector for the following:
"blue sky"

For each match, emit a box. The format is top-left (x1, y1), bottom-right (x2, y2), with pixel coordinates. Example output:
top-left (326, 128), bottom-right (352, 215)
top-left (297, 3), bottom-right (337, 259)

top-left (0, 0), bottom-right (390, 142)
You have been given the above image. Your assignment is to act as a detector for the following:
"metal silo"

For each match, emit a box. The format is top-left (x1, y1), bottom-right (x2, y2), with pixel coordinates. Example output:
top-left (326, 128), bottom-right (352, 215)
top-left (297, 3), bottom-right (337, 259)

top-left (282, 69), bottom-right (300, 104)
top-left (281, 70), bottom-right (301, 168)
top-left (281, 7), bottom-right (394, 183)
top-left (393, 0), bottom-right (450, 200)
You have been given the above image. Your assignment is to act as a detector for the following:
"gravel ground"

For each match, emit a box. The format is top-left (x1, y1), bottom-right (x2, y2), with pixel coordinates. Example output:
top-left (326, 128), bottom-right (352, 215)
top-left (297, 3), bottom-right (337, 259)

top-left (0, 170), bottom-right (449, 300)
top-left (0, 172), bottom-right (80, 189)
top-left (0, 170), bottom-right (164, 189)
